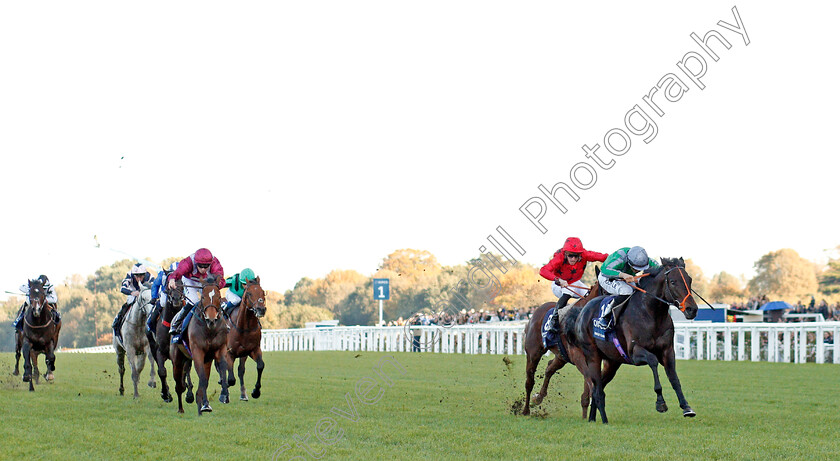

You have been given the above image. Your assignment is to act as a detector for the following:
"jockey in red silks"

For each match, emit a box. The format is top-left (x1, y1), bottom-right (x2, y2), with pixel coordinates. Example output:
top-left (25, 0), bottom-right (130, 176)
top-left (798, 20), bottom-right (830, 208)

top-left (540, 237), bottom-right (608, 336)
top-left (167, 248), bottom-right (225, 342)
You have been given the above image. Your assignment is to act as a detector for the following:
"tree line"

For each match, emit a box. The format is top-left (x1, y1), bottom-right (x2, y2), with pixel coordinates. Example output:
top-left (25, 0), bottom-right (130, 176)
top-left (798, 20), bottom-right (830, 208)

top-left (2, 247), bottom-right (839, 351)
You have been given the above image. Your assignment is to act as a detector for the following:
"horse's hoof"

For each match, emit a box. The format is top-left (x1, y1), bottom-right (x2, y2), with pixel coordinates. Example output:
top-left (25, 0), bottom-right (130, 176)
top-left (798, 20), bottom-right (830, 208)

top-left (683, 407), bottom-right (696, 417)
top-left (240, 395), bottom-right (249, 402)
top-left (531, 395), bottom-right (544, 406)
top-left (12, 370), bottom-right (19, 376)
top-left (228, 378), bottom-right (236, 387)
top-left (46, 373), bottom-right (54, 382)
top-left (22, 375), bottom-right (31, 383)
top-left (220, 394), bottom-right (229, 404)
top-left (200, 403), bottom-right (213, 413)
top-left (149, 381), bottom-right (156, 389)
top-left (656, 401), bottom-right (668, 413)
top-left (522, 408), bottom-right (530, 416)
top-left (251, 389), bottom-right (261, 399)
top-left (162, 393), bottom-right (173, 403)
top-left (119, 389), bottom-right (124, 396)
top-left (186, 393), bottom-right (194, 404)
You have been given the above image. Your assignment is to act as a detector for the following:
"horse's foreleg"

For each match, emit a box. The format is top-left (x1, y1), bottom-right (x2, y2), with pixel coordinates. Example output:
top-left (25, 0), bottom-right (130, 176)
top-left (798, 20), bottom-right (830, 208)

top-left (44, 345), bottom-right (56, 382)
top-left (251, 348), bottom-right (264, 400)
top-left (216, 350), bottom-right (230, 404)
top-left (32, 351), bottom-right (41, 385)
top-left (128, 349), bottom-right (143, 398)
top-left (13, 333), bottom-right (22, 376)
top-left (22, 341), bottom-right (34, 391)
top-left (155, 344), bottom-right (172, 402)
top-left (171, 348), bottom-right (185, 414)
top-left (631, 346), bottom-right (666, 413)
top-left (192, 351), bottom-right (210, 415)
top-left (662, 346), bottom-right (695, 417)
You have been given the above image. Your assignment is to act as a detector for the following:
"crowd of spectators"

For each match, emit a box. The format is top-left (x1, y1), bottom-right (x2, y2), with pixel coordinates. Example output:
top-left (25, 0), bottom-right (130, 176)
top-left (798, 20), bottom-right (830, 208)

top-left (385, 306), bottom-right (539, 327)
top-left (728, 295), bottom-right (840, 322)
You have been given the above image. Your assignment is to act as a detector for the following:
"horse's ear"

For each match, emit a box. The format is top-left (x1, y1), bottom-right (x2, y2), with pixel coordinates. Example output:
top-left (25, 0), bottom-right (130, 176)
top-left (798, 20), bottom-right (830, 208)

top-left (678, 257), bottom-right (685, 267)
top-left (255, 276), bottom-right (260, 284)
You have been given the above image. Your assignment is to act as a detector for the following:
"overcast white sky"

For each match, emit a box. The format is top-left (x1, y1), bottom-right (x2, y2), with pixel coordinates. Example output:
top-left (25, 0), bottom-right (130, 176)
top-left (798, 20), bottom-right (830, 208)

top-left (1, 2), bottom-right (838, 298)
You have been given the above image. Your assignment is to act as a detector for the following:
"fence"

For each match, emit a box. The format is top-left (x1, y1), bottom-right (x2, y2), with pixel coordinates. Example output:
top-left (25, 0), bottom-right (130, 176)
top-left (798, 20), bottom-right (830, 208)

top-left (57, 322), bottom-right (840, 364)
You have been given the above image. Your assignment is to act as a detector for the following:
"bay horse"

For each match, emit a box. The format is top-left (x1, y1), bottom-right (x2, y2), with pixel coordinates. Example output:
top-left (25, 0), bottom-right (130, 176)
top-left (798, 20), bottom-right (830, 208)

top-left (171, 275), bottom-right (231, 415)
top-left (522, 278), bottom-right (602, 417)
top-left (113, 286), bottom-right (157, 398)
top-left (577, 257), bottom-right (698, 423)
top-left (20, 279), bottom-right (61, 392)
top-left (220, 277), bottom-right (267, 402)
top-left (147, 280), bottom-right (194, 404)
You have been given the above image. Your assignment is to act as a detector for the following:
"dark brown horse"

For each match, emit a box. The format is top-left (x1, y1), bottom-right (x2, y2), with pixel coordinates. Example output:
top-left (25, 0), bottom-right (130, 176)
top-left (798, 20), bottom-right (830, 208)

top-left (522, 279), bottom-right (602, 417)
top-left (148, 280), bottom-right (193, 404)
top-left (20, 279), bottom-right (61, 392)
top-left (220, 277), bottom-right (267, 402)
top-left (171, 276), bottom-right (231, 415)
top-left (576, 257), bottom-right (699, 423)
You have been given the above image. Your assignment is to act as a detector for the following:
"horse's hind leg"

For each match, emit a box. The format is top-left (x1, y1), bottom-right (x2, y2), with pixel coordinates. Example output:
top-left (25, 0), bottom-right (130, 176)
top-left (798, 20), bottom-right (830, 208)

top-left (116, 346), bottom-right (126, 396)
top-left (662, 346), bottom-right (695, 417)
top-left (535, 352), bottom-right (566, 406)
top-left (128, 349), bottom-right (143, 398)
top-left (251, 348), bottom-right (264, 400)
top-left (631, 346), bottom-right (667, 413)
top-left (238, 357), bottom-right (248, 401)
top-left (32, 352), bottom-right (41, 385)
top-left (216, 351), bottom-right (230, 404)
top-left (185, 361), bottom-right (195, 404)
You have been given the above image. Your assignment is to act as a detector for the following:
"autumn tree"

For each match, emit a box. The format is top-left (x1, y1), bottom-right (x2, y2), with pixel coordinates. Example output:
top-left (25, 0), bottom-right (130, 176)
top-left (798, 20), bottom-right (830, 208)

top-left (708, 271), bottom-right (745, 304)
top-left (747, 249), bottom-right (818, 302)
top-left (819, 246), bottom-right (840, 295)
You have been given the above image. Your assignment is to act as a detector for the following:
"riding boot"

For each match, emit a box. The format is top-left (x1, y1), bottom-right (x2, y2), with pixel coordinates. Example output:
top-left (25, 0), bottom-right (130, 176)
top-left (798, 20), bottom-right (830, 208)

top-left (146, 303), bottom-right (160, 334)
top-left (595, 294), bottom-right (630, 330)
top-left (13, 304), bottom-right (26, 331)
top-left (112, 303), bottom-right (129, 342)
top-left (548, 294), bottom-right (572, 333)
top-left (169, 304), bottom-right (192, 340)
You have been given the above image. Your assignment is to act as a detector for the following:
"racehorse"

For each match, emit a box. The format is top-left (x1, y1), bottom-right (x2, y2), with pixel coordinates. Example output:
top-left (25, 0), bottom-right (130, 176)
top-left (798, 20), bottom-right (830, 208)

top-left (577, 257), bottom-right (698, 423)
top-left (20, 279), bottom-right (61, 392)
top-left (171, 276), bottom-right (231, 415)
top-left (113, 285), bottom-right (157, 398)
top-left (219, 277), bottom-right (267, 402)
top-left (522, 278), bottom-right (602, 417)
top-left (147, 279), bottom-right (194, 404)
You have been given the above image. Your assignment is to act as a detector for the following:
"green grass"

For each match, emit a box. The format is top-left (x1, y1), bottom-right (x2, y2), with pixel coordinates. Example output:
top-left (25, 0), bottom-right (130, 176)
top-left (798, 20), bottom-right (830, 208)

top-left (1, 351), bottom-right (838, 460)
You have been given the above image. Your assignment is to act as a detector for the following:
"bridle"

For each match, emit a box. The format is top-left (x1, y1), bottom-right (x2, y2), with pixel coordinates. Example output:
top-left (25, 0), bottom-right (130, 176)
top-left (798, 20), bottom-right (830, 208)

top-left (631, 266), bottom-right (693, 312)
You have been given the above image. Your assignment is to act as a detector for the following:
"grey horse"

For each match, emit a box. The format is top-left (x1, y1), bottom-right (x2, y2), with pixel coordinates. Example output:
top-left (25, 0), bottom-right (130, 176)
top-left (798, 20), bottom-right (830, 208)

top-left (113, 285), bottom-right (157, 398)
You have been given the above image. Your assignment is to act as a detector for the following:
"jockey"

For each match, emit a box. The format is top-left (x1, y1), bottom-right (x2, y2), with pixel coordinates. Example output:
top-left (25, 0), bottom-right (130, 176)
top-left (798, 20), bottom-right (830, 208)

top-left (540, 237), bottom-right (608, 334)
top-left (145, 261), bottom-right (179, 334)
top-left (594, 246), bottom-right (660, 330)
top-left (12, 275), bottom-right (59, 331)
top-left (112, 263), bottom-right (151, 343)
top-left (167, 248), bottom-right (225, 342)
top-left (223, 268), bottom-right (257, 318)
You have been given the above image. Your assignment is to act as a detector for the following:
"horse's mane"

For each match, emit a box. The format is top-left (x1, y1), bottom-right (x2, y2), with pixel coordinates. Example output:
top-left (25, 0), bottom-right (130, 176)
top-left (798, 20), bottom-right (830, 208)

top-left (640, 257), bottom-right (685, 287)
